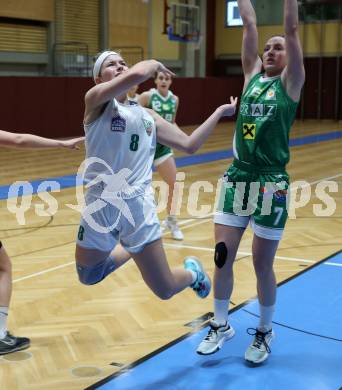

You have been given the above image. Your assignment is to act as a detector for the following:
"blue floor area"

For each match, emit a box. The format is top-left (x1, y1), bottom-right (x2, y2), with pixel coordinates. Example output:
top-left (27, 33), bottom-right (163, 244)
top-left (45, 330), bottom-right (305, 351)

top-left (1, 129), bottom-right (341, 200)
top-left (246, 251), bottom-right (342, 341)
top-left (90, 251), bottom-right (342, 390)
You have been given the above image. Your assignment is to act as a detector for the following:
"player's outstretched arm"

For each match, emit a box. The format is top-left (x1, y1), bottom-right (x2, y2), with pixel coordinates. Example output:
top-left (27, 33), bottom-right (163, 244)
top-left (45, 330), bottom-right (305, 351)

top-left (151, 97), bottom-right (238, 154)
top-left (238, 0), bottom-right (262, 89)
top-left (0, 130), bottom-right (84, 149)
top-left (282, 0), bottom-right (305, 102)
top-left (86, 60), bottom-right (175, 112)
top-left (138, 91), bottom-right (152, 107)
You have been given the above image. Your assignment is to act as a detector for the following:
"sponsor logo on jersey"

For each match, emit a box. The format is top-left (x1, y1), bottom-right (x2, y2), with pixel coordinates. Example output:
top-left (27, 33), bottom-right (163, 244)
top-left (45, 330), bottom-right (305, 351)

top-left (273, 189), bottom-right (287, 203)
top-left (240, 103), bottom-right (277, 120)
top-left (151, 100), bottom-right (162, 112)
top-left (242, 123), bottom-right (256, 139)
top-left (162, 103), bottom-right (170, 111)
top-left (111, 114), bottom-right (126, 132)
top-left (265, 88), bottom-right (276, 100)
top-left (142, 119), bottom-right (153, 136)
top-left (260, 183), bottom-right (288, 202)
top-left (250, 87), bottom-right (263, 98)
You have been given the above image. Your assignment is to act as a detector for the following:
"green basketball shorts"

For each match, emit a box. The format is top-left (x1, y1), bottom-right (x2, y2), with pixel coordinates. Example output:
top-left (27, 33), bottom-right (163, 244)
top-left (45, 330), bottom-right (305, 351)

top-left (214, 159), bottom-right (289, 241)
top-left (154, 142), bottom-right (173, 166)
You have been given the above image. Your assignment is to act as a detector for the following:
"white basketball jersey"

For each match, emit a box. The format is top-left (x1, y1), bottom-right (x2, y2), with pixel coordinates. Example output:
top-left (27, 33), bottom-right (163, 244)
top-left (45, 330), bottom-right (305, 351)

top-left (84, 98), bottom-right (156, 196)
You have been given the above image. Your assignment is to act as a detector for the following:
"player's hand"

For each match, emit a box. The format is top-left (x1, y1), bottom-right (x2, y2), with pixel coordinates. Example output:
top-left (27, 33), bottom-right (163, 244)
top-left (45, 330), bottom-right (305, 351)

top-left (155, 61), bottom-right (176, 78)
top-left (148, 60), bottom-right (175, 78)
top-left (217, 96), bottom-right (238, 117)
top-left (61, 136), bottom-right (85, 150)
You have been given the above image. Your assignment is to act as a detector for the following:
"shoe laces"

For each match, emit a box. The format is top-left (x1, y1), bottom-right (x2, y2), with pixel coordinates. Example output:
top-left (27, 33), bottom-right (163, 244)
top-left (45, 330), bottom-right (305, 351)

top-left (204, 322), bottom-right (227, 341)
top-left (192, 271), bottom-right (204, 290)
top-left (247, 328), bottom-right (272, 353)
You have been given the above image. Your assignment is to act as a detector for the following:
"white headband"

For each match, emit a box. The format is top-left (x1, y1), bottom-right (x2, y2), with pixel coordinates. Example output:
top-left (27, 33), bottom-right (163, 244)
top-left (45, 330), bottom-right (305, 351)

top-left (92, 51), bottom-right (119, 81)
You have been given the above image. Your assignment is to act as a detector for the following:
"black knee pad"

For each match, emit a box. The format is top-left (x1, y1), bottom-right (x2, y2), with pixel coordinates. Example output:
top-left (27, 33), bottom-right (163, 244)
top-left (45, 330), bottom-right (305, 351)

top-left (76, 261), bottom-right (105, 285)
top-left (0, 241), bottom-right (2, 249)
top-left (214, 242), bottom-right (228, 268)
top-left (76, 256), bottom-right (116, 285)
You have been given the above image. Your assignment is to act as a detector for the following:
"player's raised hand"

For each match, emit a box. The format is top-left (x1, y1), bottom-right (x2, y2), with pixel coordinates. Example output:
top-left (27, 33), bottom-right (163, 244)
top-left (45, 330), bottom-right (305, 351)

top-left (217, 96), bottom-right (238, 117)
top-left (155, 61), bottom-right (176, 78)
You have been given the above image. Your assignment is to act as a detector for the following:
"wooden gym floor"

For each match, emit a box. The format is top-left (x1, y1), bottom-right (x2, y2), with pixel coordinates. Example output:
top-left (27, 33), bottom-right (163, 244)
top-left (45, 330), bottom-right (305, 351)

top-left (0, 119), bottom-right (341, 389)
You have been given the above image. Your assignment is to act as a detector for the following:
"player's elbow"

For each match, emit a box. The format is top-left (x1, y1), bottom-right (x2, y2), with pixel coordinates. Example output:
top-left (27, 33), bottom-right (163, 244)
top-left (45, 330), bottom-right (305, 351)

top-left (173, 135), bottom-right (197, 154)
top-left (184, 143), bottom-right (197, 154)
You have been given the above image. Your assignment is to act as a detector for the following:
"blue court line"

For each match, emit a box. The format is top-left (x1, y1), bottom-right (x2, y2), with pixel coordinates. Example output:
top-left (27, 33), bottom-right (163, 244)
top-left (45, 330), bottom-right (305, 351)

top-left (175, 130), bottom-right (342, 168)
top-left (1, 129), bottom-right (341, 200)
top-left (88, 250), bottom-right (342, 390)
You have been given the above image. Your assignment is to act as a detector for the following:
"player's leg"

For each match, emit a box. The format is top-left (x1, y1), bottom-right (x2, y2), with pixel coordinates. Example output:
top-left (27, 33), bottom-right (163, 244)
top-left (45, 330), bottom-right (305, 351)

top-left (130, 238), bottom-right (210, 299)
top-left (244, 174), bottom-right (288, 364)
top-left (244, 234), bottom-right (279, 364)
top-left (75, 208), bottom-right (132, 285)
top-left (197, 169), bottom-right (248, 355)
top-left (196, 223), bottom-right (245, 355)
top-left (253, 234), bottom-right (279, 309)
top-left (0, 242), bottom-right (30, 355)
top-left (156, 156), bottom-right (177, 215)
top-left (75, 244), bottom-right (131, 285)
top-left (155, 149), bottom-right (183, 240)
top-left (0, 243), bottom-right (11, 314)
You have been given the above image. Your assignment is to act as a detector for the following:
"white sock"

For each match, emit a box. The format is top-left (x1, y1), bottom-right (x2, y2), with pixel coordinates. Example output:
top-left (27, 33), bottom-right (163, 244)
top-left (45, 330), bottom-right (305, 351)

top-left (258, 303), bottom-right (275, 332)
top-left (188, 269), bottom-right (197, 285)
top-left (214, 298), bottom-right (229, 326)
top-left (0, 306), bottom-right (8, 339)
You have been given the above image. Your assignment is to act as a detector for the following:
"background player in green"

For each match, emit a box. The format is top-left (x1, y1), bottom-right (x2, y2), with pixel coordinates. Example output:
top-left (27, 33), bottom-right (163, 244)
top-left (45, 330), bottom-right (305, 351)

top-left (196, 0), bottom-right (305, 364)
top-left (139, 71), bottom-right (183, 240)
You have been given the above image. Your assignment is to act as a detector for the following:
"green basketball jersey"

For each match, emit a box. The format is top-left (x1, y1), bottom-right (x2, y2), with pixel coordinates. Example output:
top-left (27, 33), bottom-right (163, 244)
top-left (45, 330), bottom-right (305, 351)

top-left (148, 89), bottom-right (177, 123)
top-left (234, 73), bottom-right (299, 167)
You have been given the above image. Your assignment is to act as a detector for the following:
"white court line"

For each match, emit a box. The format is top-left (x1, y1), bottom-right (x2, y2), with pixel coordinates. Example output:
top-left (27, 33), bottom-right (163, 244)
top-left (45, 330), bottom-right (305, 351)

top-left (161, 217), bottom-right (196, 235)
top-left (13, 218), bottom-right (197, 284)
top-left (325, 262), bottom-right (342, 267)
top-left (163, 242), bottom-right (315, 263)
top-left (13, 262), bottom-right (74, 283)
top-left (300, 173), bottom-right (342, 186)
top-left (178, 218), bottom-right (214, 231)
top-left (12, 220), bottom-right (199, 283)
top-left (12, 172), bottom-right (342, 283)
top-left (63, 335), bottom-right (78, 362)
top-left (165, 242), bottom-right (342, 268)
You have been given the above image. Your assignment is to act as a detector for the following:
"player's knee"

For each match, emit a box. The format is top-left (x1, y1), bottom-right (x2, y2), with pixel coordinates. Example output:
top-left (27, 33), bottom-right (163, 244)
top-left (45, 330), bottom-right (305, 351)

top-left (76, 256), bottom-right (117, 285)
top-left (214, 242), bottom-right (228, 269)
top-left (76, 262), bottom-right (104, 285)
top-left (155, 287), bottom-right (174, 300)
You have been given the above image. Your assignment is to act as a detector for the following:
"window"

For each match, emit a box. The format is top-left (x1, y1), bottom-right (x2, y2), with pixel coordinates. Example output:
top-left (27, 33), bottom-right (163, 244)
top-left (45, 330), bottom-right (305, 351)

top-left (225, 1), bottom-right (242, 27)
top-left (225, 0), bottom-right (258, 27)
